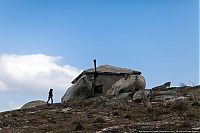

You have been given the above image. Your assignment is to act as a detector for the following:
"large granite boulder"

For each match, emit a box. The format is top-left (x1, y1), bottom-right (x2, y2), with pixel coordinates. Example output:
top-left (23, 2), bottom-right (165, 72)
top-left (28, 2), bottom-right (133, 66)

top-left (21, 100), bottom-right (46, 109)
top-left (61, 75), bottom-right (93, 102)
top-left (106, 75), bottom-right (146, 95)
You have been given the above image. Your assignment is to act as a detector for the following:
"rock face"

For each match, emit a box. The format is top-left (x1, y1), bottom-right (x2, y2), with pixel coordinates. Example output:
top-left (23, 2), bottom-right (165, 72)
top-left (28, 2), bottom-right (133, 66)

top-left (21, 100), bottom-right (46, 109)
top-left (106, 75), bottom-right (146, 95)
top-left (132, 90), bottom-right (150, 101)
top-left (152, 82), bottom-right (171, 91)
top-left (152, 90), bottom-right (176, 96)
top-left (61, 76), bottom-right (93, 102)
top-left (115, 92), bottom-right (132, 100)
top-left (150, 85), bottom-right (196, 102)
top-left (153, 95), bottom-right (174, 101)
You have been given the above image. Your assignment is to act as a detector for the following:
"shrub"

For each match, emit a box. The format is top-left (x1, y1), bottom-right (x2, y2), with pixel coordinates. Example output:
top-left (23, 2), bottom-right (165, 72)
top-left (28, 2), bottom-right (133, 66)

top-left (171, 101), bottom-right (189, 111)
top-left (181, 121), bottom-right (192, 128)
top-left (192, 101), bottom-right (200, 107)
top-left (185, 111), bottom-right (200, 119)
top-left (75, 122), bottom-right (83, 130)
top-left (94, 116), bottom-right (106, 123)
top-left (123, 114), bottom-right (132, 119)
top-left (112, 110), bottom-right (119, 116)
top-left (72, 120), bottom-right (84, 131)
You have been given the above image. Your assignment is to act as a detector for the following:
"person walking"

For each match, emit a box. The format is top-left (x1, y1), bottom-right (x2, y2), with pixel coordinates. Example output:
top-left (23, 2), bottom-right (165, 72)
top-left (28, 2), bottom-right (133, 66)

top-left (47, 89), bottom-right (53, 105)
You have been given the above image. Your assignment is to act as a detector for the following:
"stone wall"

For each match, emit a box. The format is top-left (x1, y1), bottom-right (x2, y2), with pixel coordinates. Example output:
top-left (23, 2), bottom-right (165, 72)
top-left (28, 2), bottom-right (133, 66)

top-left (86, 74), bottom-right (125, 93)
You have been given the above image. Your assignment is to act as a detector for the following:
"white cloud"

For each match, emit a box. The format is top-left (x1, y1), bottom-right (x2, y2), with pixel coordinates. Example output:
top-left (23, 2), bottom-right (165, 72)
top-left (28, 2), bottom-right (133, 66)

top-left (0, 80), bottom-right (7, 91)
top-left (0, 54), bottom-right (82, 94)
top-left (7, 101), bottom-right (22, 111)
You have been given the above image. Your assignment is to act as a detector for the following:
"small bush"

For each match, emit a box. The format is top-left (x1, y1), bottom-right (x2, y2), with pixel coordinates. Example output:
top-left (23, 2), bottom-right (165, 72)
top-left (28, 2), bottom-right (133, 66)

top-left (94, 116), bottom-right (106, 123)
top-left (112, 110), bottom-right (119, 116)
top-left (185, 111), bottom-right (200, 119)
top-left (172, 101), bottom-right (189, 111)
top-left (75, 122), bottom-right (83, 130)
top-left (150, 108), bottom-right (162, 121)
top-left (192, 102), bottom-right (200, 107)
top-left (152, 107), bottom-right (171, 115)
top-left (181, 121), bottom-right (192, 128)
top-left (123, 114), bottom-right (132, 119)
top-left (72, 121), bottom-right (84, 131)
top-left (72, 121), bottom-right (83, 131)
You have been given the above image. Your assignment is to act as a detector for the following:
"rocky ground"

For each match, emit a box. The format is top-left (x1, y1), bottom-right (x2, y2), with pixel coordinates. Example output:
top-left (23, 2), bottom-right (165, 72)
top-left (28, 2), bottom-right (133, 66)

top-left (0, 86), bottom-right (200, 133)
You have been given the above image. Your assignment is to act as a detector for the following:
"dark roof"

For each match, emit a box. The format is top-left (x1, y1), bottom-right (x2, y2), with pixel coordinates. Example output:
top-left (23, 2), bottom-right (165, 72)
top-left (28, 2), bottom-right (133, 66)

top-left (71, 65), bottom-right (141, 84)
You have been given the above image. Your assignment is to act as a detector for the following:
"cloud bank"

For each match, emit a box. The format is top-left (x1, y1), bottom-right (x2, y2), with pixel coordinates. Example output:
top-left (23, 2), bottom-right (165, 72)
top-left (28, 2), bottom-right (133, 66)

top-left (0, 54), bottom-right (82, 94)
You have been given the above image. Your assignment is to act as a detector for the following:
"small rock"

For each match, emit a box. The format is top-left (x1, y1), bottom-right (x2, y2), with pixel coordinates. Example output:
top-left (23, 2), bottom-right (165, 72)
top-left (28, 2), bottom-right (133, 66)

top-left (28, 112), bottom-right (35, 115)
top-left (152, 82), bottom-right (171, 91)
top-left (192, 102), bottom-right (200, 106)
top-left (192, 127), bottom-right (200, 130)
top-left (152, 90), bottom-right (176, 96)
top-left (132, 90), bottom-right (150, 101)
top-left (61, 107), bottom-right (72, 112)
top-left (4, 114), bottom-right (11, 118)
top-left (153, 95), bottom-right (174, 101)
top-left (116, 92), bottom-right (131, 100)
top-left (21, 100), bottom-right (46, 109)
top-left (127, 100), bottom-right (132, 103)
top-left (167, 96), bottom-right (188, 102)
top-left (112, 110), bottom-right (119, 116)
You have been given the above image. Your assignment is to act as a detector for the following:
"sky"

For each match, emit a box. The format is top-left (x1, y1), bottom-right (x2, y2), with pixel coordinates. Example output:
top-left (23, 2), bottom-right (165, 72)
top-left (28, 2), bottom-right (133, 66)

top-left (0, 0), bottom-right (199, 112)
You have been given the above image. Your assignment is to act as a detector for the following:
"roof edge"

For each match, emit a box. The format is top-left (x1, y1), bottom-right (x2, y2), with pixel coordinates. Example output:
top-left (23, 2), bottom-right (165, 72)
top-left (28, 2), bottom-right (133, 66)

top-left (71, 70), bottom-right (141, 84)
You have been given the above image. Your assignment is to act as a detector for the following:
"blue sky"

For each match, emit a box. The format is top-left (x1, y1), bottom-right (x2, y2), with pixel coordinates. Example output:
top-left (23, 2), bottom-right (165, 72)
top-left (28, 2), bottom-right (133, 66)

top-left (0, 0), bottom-right (199, 111)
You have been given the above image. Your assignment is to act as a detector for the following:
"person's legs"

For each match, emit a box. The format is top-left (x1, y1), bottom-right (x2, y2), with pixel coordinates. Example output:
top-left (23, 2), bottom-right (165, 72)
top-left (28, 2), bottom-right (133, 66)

top-left (51, 97), bottom-right (53, 104)
top-left (47, 97), bottom-right (50, 104)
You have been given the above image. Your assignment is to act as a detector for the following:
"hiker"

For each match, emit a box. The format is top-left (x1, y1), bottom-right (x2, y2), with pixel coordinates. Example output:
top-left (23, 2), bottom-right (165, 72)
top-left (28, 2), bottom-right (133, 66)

top-left (47, 89), bottom-right (53, 104)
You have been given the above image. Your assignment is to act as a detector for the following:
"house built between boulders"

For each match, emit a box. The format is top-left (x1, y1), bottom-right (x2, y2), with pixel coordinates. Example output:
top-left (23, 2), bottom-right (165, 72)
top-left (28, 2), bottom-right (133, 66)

top-left (61, 64), bottom-right (145, 102)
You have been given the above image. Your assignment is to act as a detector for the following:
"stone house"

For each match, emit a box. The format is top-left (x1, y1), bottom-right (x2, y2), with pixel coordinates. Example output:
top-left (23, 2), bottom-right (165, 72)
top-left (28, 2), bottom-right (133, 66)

top-left (71, 65), bottom-right (141, 94)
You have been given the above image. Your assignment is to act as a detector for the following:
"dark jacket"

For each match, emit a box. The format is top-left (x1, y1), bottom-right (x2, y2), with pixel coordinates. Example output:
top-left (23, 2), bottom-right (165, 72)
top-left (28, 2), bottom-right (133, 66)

top-left (49, 90), bottom-right (53, 97)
